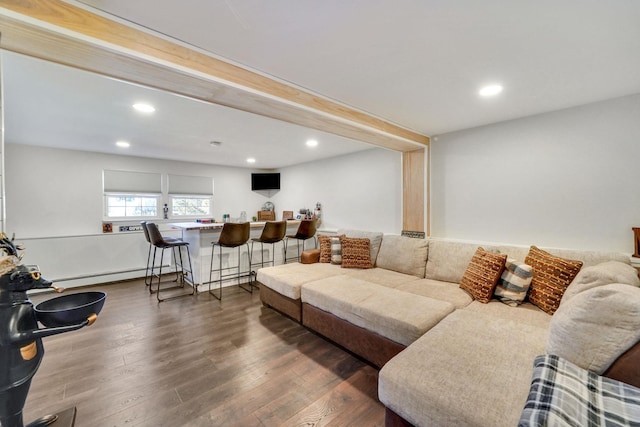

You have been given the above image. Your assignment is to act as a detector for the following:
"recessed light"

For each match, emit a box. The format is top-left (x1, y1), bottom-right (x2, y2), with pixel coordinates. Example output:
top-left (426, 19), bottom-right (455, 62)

top-left (246, 158), bottom-right (256, 164)
top-left (116, 141), bottom-right (130, 148)
top-left (210, 141), bottom-right (222, 148)
top-left (306, 139), bottom-right (318, 147)
top-left (132, 103), bottom-right (155, 113)
top-left (479, 84), bottom-right (503, 97)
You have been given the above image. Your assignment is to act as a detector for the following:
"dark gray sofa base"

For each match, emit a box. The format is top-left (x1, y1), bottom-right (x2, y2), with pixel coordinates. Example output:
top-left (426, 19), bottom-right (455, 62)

top-left (302, 303), bottom-right (406, 369)
top-left (258, 282), bottom-right (302, 322)
top-left (385, 408), bottom-right (414, 427)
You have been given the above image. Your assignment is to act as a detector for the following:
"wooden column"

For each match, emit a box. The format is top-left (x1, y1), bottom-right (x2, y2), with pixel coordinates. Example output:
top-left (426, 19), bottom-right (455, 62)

top-left (402, 148), bottom-right (427, 233)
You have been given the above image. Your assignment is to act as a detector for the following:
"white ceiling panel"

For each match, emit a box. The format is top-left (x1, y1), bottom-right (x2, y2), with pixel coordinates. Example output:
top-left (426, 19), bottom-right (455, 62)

top-left (76, 0), bottom-right (640, 135)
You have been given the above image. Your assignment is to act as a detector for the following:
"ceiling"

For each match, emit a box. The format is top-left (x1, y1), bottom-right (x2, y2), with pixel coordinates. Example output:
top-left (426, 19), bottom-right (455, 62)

top-left (4, 1), bottom-right (640, 168)
top-left (1, 51), bottom-right (371, 169)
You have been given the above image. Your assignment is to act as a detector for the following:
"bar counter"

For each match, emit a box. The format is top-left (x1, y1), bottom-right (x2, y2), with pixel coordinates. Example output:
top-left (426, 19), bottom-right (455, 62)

top-left (170, 221), bottom-right (301, 288)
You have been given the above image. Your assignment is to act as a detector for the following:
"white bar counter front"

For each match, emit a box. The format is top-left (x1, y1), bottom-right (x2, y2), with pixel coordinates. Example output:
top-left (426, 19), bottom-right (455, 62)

top-left (170, 221), bottom-right (304, 289)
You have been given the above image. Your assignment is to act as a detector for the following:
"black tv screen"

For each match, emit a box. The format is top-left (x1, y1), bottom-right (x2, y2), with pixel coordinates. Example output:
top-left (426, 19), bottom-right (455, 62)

top-left (251, 173), bottom-right (280, 191)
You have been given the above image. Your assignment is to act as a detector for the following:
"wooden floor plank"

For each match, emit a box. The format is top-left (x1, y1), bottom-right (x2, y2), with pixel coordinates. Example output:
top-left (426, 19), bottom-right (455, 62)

top-left (22, 279), bottom-right (385, 426)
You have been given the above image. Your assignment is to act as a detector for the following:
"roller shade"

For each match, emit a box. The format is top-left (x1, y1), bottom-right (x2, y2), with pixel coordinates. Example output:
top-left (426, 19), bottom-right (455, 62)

top-left (103, 170), bottom-right (162, 194)
top-left (168, 174), bottom-right (213, 195)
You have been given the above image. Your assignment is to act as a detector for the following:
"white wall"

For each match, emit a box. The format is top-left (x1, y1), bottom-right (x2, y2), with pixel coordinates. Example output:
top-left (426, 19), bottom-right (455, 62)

top-left (4, 144), bottom-right (401, 285)
top-left (430, 94), bottom-right (640, 253)
top-left (5, 144), bottom-right (269, 238)
top-left (272, 148), bottom-right (402, 233)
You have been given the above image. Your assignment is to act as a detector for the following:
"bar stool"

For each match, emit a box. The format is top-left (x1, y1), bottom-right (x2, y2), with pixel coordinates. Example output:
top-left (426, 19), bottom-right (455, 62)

top-left (141, 221), bottom-right (152, 287)
top-left (284, 219), bottom-right (318, 263)
top-left (209, 222), bottom-right (251, 300)
top-left (141, 221), bottom-right (181, 287)
top-left (249, 221), bottom-right (287, 285)
top-left (145, 222), bottom-right (195, 302)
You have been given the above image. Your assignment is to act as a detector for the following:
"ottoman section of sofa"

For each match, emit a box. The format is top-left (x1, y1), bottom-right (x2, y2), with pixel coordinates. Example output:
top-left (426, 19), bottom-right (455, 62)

top-left (257, 262), bottom-right (342, 322)
top-left (379, 309), bottom-right (548, 427)
top-left (301, 276), bottom-right (455, 366)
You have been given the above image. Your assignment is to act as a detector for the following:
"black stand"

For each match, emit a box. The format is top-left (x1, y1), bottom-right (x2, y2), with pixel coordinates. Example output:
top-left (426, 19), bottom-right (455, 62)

top-left (27, 407), bottom-right (76, 427)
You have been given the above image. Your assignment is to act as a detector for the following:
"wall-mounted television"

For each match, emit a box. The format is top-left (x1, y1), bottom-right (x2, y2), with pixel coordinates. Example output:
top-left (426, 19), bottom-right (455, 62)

top-left (251, 173), bottom-right (280, 191)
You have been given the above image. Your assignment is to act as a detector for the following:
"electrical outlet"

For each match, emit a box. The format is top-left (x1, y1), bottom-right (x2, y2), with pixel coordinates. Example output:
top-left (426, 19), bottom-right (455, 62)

top-left (119, 225), bottom-right (144, 232)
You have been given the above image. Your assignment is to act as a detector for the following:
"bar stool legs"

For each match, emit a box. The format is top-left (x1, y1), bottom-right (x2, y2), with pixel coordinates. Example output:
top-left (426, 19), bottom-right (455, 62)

top-left (151, 244), bottom-right (195, 302)
top-left (141, 221), bottom-right (153, 287)
top-left (145, 222), bottom-right (195, 302)
top-left (208, 242), bottom-right (252, 300)
top-left (208, 222), bottom-right (251, 301)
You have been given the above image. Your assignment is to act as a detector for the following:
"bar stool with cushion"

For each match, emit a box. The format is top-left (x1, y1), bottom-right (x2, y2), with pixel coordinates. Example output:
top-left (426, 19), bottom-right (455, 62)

top-left (249, 221), bottom-right (287, 285)
top-left (209, 222), bottom-right (251, 300)
top-left (284, 219), bottom-right (318, 263)
top-left (145, 222), bottom-right (195, 302)
top-left (141, 221), bottom-right (181, 287)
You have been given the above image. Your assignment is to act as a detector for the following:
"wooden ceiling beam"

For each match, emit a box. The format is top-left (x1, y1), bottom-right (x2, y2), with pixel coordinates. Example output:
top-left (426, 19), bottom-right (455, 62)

top-left (0, 0), bottom-right (429, 151)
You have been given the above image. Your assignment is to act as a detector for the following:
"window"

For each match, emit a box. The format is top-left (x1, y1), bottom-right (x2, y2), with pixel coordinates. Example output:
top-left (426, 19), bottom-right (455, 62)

top-left (168, 174), bottom-right (214, 218)
top-left (105, 194), bottom-right (160, 218)
top-left (103, 170), bottom-right (162, 220)
top-left (170, 195), bottom-right (212, 217)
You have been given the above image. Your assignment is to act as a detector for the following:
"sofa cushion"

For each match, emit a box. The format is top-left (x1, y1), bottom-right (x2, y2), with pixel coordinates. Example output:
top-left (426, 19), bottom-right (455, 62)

top-left (560, 261), bottom-right (640, 306)
top-left (337, 229), bottom-right (383, 264)
top-left (340, 237), bottom-right (373, 269)
top-left (302, 276), bottom-right (454, 346)
top-left (342, 268), bottom-right (420, 288)
top-left (463, 300), bottom-right (551, 329)
top-left (256, 262), bottom-right (342, 300)
top-left (317, 234), bottom-right (332, 263)
top-left (525, 246), bottom-right (583, 315)
top-left (395, 279), bottom-right (473, 309)
top-left (376, 235), bottom-right (429, 278)
top-left (379, 309), bottom-right (548, 427)
top-left (547, 283), bottom-right (640, 374)
top-left (494, 258), bottom-right (533, 306)
top-left (459, 248), bottom-right (507, 303)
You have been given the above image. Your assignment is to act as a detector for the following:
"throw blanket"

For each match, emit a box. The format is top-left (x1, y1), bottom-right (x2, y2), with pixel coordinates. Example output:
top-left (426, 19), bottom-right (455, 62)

top-left (519, 354), bottom-right (640, 427)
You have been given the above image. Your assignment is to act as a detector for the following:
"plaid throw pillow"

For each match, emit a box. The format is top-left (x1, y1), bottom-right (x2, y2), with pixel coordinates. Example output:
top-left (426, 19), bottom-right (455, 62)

top-left (341, 237), bottom-right (373, 269)
top-left (330, 236), bottom-right (343, 265)
top-left (459, 247), bottom-right (507, 303)
top-left (525, 246), bottom-right (582, 315)
top-left (520, 355), bottom-right (640, 426)
top-left (494, 258), bottom-right (533, 306)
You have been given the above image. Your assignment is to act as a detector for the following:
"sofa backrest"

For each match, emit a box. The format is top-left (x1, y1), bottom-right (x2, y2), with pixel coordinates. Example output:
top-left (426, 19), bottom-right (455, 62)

top-left (376, 235), bottom-right (429, 278)
top-left (494, 244), bottom-right (630, 267)
top-left (424, 240), bottom-right (498, 283)
top-left (425, 238), bottom-right (631, 284)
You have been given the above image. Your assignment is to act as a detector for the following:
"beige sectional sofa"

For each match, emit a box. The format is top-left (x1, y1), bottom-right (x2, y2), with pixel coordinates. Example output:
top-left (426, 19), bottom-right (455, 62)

top-left (255, 229), bottom-right (640, 427)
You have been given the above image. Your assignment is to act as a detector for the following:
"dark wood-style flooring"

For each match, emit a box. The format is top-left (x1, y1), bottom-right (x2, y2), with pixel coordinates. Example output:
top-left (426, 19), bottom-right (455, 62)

top-left (24, 278), bottom-right (385, 426)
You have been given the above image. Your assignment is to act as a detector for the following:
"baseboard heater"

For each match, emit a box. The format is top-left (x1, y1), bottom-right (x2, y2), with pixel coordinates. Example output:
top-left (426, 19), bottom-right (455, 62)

top-left (49, 265), bottom-right (168, 283)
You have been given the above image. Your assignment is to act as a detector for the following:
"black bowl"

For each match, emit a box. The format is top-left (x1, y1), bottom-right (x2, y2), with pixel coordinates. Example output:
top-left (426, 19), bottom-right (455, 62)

top-left (35, 291), bottom-right (107, 327)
